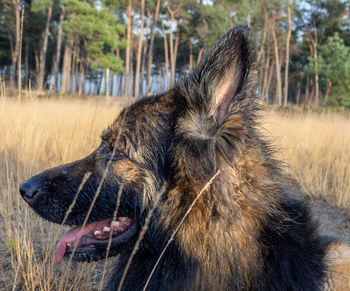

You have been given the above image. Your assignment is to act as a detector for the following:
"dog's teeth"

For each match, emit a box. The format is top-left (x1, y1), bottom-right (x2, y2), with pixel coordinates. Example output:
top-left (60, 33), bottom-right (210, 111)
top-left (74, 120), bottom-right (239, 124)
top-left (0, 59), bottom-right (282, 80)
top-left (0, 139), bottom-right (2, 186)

top-left (119, 217), bottom-right (127, 221)
top-left (103, 226), bottom-right (111, 232)
top-left (111, 221), bottom-right (119, 227)
top-left (94, 230), bottom-right (103, 236)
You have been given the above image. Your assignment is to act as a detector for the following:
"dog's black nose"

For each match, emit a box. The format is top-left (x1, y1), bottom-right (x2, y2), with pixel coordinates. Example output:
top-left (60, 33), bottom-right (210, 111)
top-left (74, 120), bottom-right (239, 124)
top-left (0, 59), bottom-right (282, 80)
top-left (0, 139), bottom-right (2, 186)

top-left (19, 176), bottom-right (43, 201)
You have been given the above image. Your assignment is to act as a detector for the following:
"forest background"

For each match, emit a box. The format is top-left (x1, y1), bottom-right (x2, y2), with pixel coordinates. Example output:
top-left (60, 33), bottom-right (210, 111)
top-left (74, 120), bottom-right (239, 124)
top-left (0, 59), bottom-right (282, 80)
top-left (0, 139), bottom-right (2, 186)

top-left (0, 0), bottom-right (349, 107)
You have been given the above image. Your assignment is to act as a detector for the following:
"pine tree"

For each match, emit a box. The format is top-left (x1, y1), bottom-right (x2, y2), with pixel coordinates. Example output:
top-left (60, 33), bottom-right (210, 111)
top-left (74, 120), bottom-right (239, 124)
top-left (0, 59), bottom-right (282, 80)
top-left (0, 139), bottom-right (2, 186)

top-left (60, 0), bottom-right (124, 95)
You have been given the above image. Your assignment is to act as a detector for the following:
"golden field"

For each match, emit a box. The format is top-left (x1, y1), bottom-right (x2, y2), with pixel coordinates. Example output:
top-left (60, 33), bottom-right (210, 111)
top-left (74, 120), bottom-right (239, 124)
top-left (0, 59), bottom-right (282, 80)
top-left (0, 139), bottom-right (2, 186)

top-left (264, 110), bottom-right (350, 208)
top-left (0, 98), bottom-right (349, 290)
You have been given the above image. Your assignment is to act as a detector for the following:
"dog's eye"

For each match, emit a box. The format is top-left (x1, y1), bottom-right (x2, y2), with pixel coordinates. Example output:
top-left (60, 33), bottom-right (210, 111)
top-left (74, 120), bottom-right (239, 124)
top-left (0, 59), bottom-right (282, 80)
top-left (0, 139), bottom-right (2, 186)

top-left (105, 150), bottom-right (126, 162)
top-left (111, 150), bottom-right (126, 161)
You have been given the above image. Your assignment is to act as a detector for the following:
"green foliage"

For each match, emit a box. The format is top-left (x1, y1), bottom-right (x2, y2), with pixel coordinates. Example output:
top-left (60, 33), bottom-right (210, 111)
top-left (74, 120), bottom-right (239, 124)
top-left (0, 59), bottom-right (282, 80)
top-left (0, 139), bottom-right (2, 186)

top-left (63, 0), bottom-right (124, 73)
top-left (31, 0), bottom-right (52, 13)
top-left (307, 33), bottom-right (350, 107)
top-left (197, 4), bottom-right (231, 47)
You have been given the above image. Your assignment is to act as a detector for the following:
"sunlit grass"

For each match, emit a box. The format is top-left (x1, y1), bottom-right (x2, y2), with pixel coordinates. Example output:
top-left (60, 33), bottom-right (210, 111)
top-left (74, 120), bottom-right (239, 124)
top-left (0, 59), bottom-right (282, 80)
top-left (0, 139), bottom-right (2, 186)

top-left (0, 98), bottom-right (349, 289)
top-left (0, 98), bottom-right (122, 290)
top-left (263, 110), bottom-right (350, 209)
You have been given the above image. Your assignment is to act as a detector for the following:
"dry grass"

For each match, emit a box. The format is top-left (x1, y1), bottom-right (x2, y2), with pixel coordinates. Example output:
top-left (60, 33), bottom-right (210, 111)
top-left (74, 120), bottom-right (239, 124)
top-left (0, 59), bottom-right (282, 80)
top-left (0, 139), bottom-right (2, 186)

top-left (0, 98), bottom-right (122, 290)
top-left (0, 98), bottom-right (349, 290)
top-left (263, 110), bottom-right (350, 209)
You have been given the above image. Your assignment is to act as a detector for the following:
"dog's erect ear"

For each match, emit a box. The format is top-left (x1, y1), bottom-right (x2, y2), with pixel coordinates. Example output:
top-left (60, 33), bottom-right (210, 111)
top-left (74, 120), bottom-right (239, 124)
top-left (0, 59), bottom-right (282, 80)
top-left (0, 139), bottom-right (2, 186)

top-left (175, 25), bottom-right (258, 168)
top-left (178, 25), bottom-right (258, 123)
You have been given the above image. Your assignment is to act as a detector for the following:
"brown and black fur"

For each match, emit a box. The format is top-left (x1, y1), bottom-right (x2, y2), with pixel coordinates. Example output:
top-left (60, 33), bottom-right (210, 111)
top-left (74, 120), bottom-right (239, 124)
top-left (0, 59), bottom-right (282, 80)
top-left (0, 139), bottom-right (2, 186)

top-left (19, 25), bottom-right (350, 290)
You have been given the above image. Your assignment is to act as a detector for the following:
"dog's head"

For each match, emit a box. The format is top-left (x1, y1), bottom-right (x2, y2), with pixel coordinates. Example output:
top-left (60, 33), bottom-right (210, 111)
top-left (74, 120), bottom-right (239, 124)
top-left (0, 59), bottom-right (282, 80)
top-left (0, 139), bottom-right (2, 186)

top-left (20, 25), bottom-right (258, 264)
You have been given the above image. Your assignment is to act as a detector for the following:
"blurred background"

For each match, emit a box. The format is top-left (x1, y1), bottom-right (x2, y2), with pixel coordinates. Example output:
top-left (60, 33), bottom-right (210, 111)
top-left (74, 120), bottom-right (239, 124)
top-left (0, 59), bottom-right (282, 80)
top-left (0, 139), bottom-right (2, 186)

top-left (0, 0), bottom-right (349, 106)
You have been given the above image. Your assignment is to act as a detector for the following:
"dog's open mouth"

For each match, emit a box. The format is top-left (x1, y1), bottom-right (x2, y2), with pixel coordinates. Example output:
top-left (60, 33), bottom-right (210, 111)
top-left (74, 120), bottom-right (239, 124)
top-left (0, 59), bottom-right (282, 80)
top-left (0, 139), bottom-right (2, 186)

top-left (54, 217), bottom-right (136, 264)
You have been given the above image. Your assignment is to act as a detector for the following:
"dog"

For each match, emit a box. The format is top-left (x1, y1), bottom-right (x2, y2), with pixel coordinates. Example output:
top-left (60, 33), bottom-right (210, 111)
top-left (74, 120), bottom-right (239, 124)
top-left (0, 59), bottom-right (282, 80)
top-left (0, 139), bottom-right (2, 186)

top-left (20, 25), bottom-right (350, 290)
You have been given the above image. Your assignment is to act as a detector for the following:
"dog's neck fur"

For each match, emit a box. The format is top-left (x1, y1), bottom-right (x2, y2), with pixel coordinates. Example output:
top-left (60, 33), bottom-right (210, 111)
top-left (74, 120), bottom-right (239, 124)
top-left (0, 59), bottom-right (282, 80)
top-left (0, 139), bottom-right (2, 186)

top-left (107, 207), bottom-right (327, 290)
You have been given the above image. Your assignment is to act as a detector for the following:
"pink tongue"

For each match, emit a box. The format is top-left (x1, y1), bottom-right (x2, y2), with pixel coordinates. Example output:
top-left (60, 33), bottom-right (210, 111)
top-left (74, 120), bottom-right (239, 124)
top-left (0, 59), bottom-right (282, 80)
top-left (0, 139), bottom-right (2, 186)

top-left (54, 219), bottom-right (112, 265)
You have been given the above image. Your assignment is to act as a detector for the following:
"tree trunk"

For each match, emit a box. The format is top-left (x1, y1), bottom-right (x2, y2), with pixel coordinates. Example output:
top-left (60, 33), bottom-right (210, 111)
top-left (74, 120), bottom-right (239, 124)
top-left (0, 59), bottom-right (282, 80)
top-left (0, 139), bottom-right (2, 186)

top-left (71, 39), bottom-right (77, 94)
top-left (166, 3), bottom-right (184, 86)
top-left (24, 41), bottom-right (29, 88)
top-left (271, 18), bottom-right (282, 106)
top-left (167, 2), bottom-right (184, 86)
top-left (98, 72), bottom-right (103, 95)
top-left (262, 50), bottom-right (270, 102)
top-left (267, 63), bottom-right (274, 96)
top-left (9, 0), bottom-right (20, 88)
top-left (116, 48), bottom-right (121, 96)
top-left (106, 68), bottom-right (110, 99)
top-left (124, 3), bottom-right (132, 97)
top-left (189, 41), bottom-right (193, 70)
top-left (296, 80), bottom-right (301, 105)
top-left (141, 40), bottom-right (147, 96)
top-left (135, 0), bottom-right (145, 98)
top-left (324, 81), bottom-right (332, 100)
top-left (74, 44), bottom-right (80, 94)
top-left (258, 6), bottom-right (268, 63)
top-left (18, 5), bottom-right (24, 101)
top-left (111, 72), bottom-right (115, 97)
top-left (173, 26), bottom-right (180, 82)
top-left (37, 4), bottom-right (52, 91)
top-left (61, 38), bottom-right (73, 95)
top-left (199, 0), bottom-right (209, 50)
top-left (141, 7), bottom-right (151, 96)
top-left (119, 73), bottom-right (123, 96)
top-left (305, 74), bottom-right (310, 105)
top-left (168, 7), bottom-right (175, 86)
top-left (283, 4), bottom-right (292, 106)
top-left (309, 77), bottom-right (315, 105)
top-left (34, 50), bottom-right (40, 76)
top-left (130, 44), bottom-right (134, 97)
top-left (265, 59), bottom-right (274, 103)
top-left (7, 27), bottom-right (15, 87)
top-left (146, 0), bottom-right (161, 94)
top-left (313, 19), bottom-right (319, 105)
top-left (259, 46), bottom-right (265, 98)
top-left (51, 7), bottom-right (65, 93)
top-left (161, 23), bottom-right (169, 89)
top-left (196, 48), bottom-right (204, 65)
top-left (79, 61), bottom-right (85, 96)
top-left (258, 0), bottom-right (269, 100)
